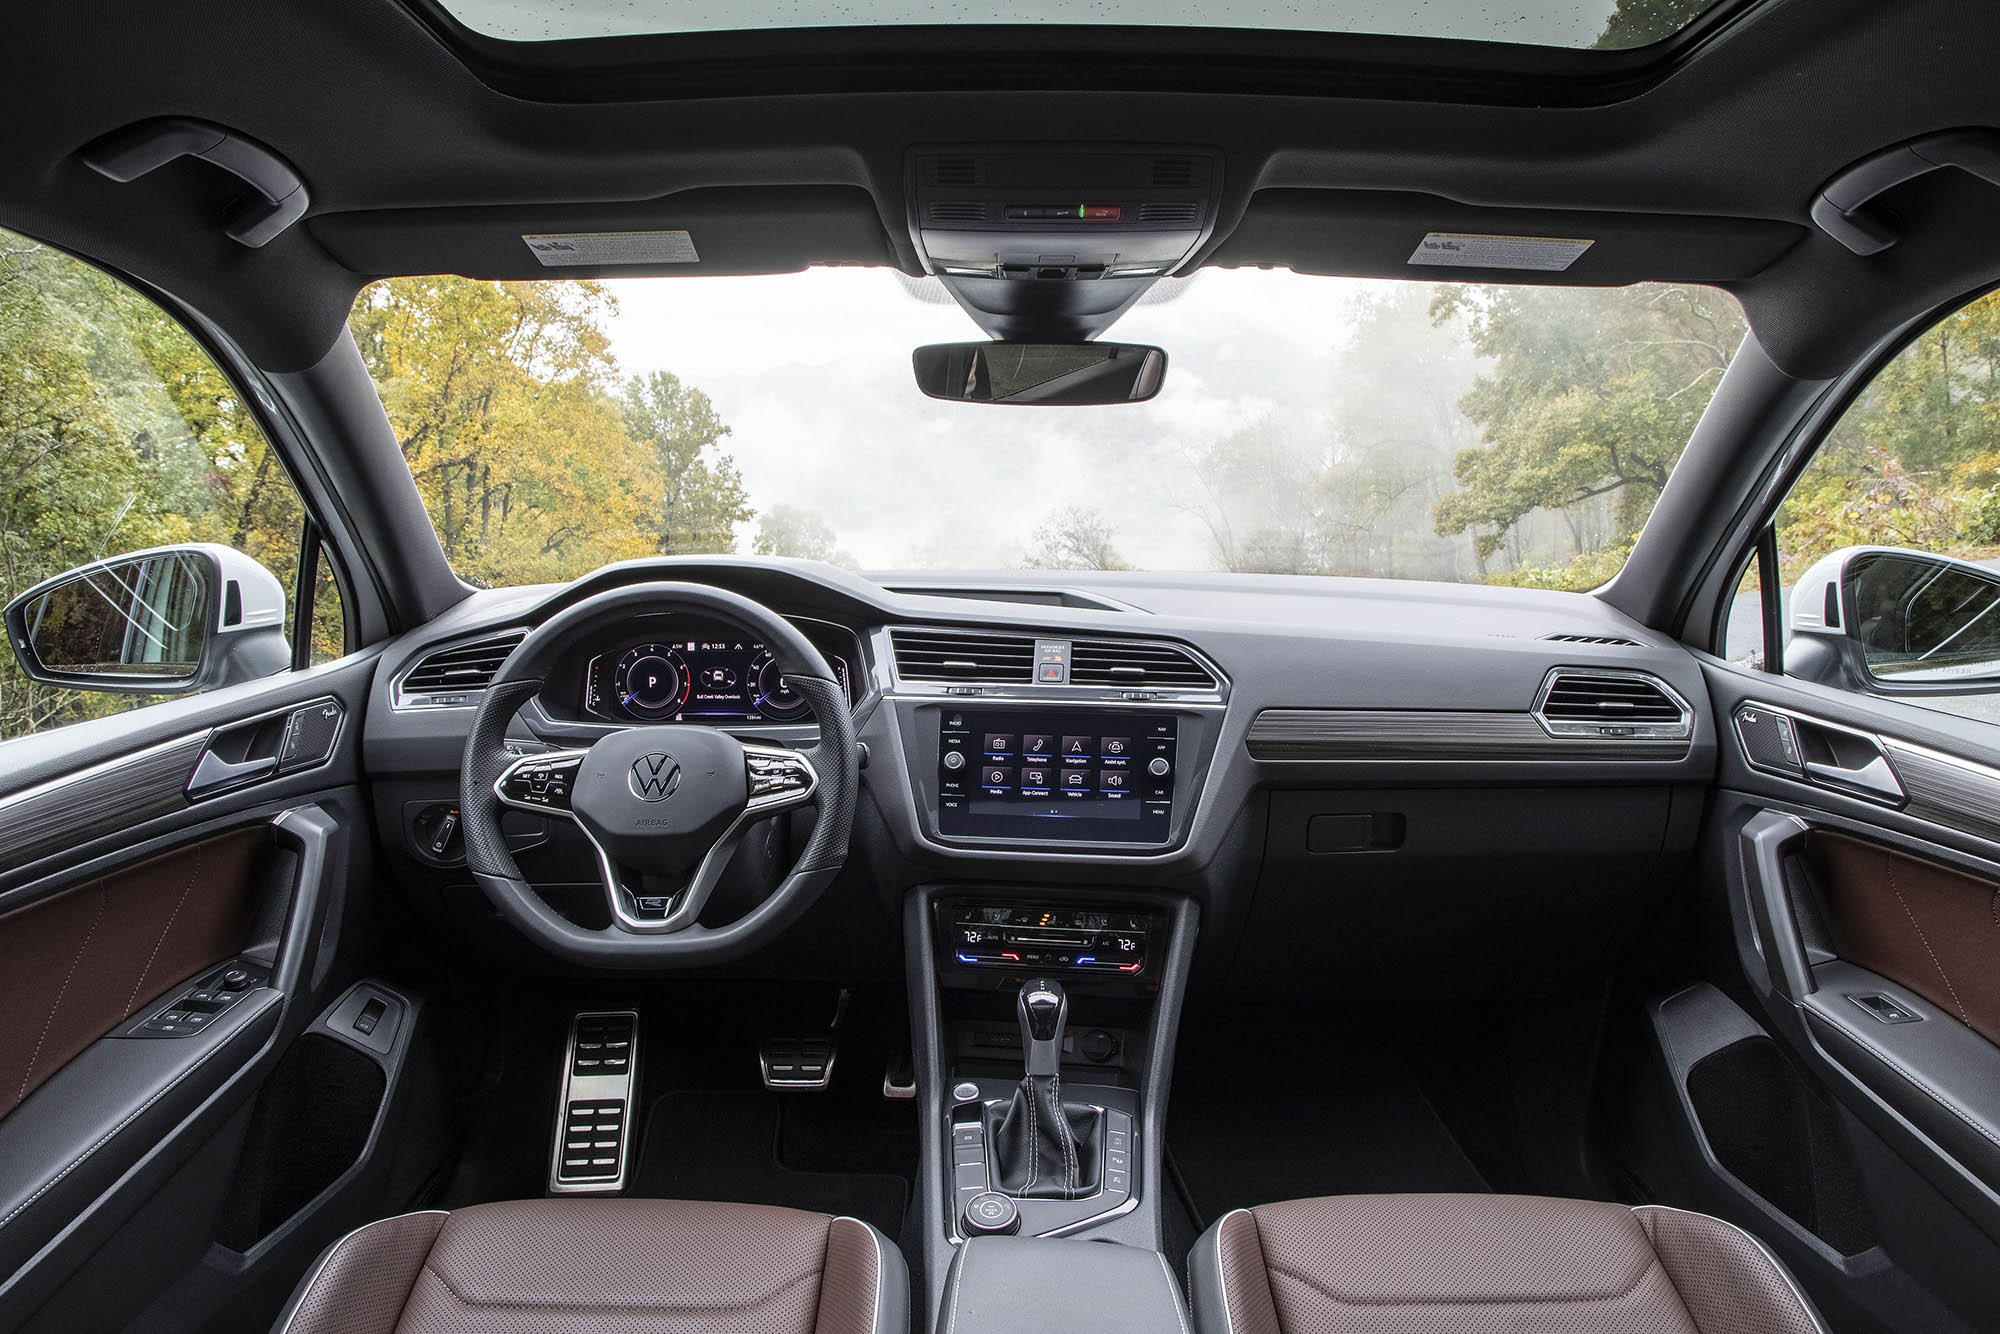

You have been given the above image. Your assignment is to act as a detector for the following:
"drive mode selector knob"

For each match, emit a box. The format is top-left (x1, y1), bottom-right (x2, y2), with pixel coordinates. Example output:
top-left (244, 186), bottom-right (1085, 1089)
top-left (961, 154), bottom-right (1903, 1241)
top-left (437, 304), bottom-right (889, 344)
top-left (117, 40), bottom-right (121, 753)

top-left (1148, 756), bottom-right (1171, 777)
top-left (964, 1191), bottom-right (1019, 1236)
top-left (943, 750), bottom-right (967, 770)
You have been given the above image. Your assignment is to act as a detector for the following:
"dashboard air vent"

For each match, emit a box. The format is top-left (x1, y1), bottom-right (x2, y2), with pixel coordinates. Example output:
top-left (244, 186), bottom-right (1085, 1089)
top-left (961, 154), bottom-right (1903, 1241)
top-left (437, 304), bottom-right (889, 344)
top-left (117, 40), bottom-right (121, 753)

top-left (927, 201), bottom-right (987, 224)
top-left (1069, 639), bottom-right (1217, 690)
top-left (890, 628), bottom-right (1035, 683)
top-left (1534, 669), bottom-right (1691, 739)
top-left (400, 630), bottom-right (526, 697)
top-left (1542, 632), bottom-right (1640, 647)
top-left (1151, 157), bottom-right (1196, 187)
top-left (930, 156), bottom-right (981, 187)
top-left (1137, 202), bottom-right (1200, 224)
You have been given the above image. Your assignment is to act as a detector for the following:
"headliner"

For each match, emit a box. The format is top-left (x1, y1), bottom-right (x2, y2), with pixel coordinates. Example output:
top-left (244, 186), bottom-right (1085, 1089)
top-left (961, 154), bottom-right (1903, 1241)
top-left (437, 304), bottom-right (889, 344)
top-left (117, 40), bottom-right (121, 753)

top-left (2, 0), bottom-right (1998, 379)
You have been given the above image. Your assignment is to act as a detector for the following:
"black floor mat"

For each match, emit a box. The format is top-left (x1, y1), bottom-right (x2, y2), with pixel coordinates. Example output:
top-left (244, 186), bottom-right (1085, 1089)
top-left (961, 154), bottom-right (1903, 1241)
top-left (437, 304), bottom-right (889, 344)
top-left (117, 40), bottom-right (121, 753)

top-left (634, 1090), bottom-right (909, 1239)
top-left (1168, 1025), bottom-right (1488, 1227)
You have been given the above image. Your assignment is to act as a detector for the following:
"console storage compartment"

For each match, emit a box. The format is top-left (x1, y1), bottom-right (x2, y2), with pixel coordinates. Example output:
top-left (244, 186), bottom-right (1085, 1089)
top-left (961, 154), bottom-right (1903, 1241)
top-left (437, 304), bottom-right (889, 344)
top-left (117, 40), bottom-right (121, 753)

top-left (941, 1236), bottom-right (1187, 1334)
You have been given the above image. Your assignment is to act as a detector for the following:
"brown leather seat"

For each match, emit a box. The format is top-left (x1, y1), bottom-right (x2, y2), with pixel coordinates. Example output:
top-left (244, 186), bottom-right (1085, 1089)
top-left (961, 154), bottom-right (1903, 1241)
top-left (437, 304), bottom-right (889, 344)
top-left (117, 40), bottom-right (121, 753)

top-left (271, 1198), bottom-right (906, 1334)
top-left (1187, 1194), bottom-right (1826, 1334)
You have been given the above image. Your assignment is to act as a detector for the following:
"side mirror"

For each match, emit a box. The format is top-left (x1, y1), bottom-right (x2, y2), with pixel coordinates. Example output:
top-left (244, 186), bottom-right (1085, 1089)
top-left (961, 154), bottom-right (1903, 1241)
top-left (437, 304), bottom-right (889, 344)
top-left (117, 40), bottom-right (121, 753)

top-left (1788, 546), bottom-right (2000, 695)
top-left (4, 544), bottom-right (288, 695)
top-left (912, 341), bottom-right (1166, 405)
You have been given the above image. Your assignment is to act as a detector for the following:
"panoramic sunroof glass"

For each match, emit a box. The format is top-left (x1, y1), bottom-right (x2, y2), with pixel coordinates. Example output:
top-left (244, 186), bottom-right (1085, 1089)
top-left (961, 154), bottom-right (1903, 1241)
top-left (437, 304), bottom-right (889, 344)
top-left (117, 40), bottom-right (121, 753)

top-left (434, 0), bottom-right (1733, 52)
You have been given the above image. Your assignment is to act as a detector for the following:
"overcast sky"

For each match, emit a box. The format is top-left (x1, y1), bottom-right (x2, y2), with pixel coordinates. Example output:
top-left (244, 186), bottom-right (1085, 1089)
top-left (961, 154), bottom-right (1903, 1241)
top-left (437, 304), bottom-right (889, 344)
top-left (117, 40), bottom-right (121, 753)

top-left (603, 268), bottom-right (1393, 570)
top-left (449, 0), bottom-right (1639, 49)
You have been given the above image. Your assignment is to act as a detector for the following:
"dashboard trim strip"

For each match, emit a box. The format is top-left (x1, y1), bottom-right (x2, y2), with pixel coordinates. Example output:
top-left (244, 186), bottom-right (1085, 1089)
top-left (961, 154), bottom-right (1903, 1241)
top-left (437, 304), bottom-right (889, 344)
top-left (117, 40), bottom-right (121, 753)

top-left (1246, 708), bottom-right (1693, 762)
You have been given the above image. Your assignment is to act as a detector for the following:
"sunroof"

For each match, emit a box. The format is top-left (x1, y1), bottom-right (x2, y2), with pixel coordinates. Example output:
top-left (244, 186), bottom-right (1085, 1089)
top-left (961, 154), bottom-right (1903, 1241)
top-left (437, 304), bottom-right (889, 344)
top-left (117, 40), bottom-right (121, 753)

top-left (435, 0), bottom-right (1733, 52)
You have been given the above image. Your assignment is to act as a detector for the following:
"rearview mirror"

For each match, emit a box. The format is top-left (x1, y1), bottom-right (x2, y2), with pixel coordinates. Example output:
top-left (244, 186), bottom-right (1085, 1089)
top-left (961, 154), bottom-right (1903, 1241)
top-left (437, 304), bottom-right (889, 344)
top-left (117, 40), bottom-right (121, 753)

top-left (1788, 546), bottom-right (2000, 694)
top-left (913, 341), bottom-right (1166, 405)
top-left (4, 544), bottom-right (289, 694)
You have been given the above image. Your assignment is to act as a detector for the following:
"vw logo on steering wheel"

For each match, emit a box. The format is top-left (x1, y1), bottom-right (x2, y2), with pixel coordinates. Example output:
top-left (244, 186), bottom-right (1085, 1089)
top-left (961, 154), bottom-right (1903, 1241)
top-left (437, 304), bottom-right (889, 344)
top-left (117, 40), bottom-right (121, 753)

top-left (629, 752), bottom-right (682, 802)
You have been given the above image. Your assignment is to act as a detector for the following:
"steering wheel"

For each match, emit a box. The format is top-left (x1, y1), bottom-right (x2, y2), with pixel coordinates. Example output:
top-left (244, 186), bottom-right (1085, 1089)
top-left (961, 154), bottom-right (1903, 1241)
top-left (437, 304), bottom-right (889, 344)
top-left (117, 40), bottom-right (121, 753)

top-left (458, 582), bottom-right (858, 968)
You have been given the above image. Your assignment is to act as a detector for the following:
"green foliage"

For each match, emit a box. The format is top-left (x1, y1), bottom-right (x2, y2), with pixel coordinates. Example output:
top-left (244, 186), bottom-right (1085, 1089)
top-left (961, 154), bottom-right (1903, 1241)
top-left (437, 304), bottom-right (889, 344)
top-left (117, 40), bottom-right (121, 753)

top-left (1595, 0), bottom-right (1717, 49)
top-left (1432, 284), bottom-right (1744, 576)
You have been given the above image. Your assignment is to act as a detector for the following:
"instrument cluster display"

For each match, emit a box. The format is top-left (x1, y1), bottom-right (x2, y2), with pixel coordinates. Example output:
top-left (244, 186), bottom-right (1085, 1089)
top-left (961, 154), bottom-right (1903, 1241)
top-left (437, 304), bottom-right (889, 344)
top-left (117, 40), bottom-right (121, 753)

top-left (581, 623), bottom-right (851, 724)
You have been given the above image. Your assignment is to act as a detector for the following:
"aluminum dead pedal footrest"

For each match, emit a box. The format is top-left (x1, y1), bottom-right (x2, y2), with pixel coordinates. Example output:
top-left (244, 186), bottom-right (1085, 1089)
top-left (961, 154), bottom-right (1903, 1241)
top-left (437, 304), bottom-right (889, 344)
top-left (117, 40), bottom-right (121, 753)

top-left (549, 1010), bottom-right (638, 1193)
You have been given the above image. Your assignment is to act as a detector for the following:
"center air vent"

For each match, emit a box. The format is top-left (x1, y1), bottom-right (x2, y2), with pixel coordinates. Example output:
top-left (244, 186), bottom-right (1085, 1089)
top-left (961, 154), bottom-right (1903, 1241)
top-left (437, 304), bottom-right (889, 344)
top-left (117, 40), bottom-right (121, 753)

top-left (1069, 639), bottom-right (1217, 690)
top-left (1136, 202), bottom-right (1200, 224)
top-left (1533, 669), bottom-right (1691, 739)
top-left (890, 628), bottom-right (1035, 683)
top-left (927, 201), bottom-right (988, 224)
top-left (398, 630), bottom-right (526, 702)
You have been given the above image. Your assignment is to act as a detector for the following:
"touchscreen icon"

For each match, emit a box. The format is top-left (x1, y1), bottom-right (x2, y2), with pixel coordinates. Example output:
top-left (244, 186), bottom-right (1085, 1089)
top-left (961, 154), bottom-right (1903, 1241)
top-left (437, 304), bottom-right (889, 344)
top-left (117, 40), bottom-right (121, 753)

top-left (1101, 736), bottom-right (1129, 757)
top-left (1021, 767), bottom-right (1052, 789)
top-left (1061, 735), bottom-right (1093, 758)
top-left (1060, 770), bottom-right (1091, 790)
top-left (1100, 770), bottom-right (1128, 790)
top-left (983, 733), bottom-right (1014, 755)
top-left (983, 767), bottom-right (1014, 789)
top-left (1024, 734), bottom-right (1054, 756)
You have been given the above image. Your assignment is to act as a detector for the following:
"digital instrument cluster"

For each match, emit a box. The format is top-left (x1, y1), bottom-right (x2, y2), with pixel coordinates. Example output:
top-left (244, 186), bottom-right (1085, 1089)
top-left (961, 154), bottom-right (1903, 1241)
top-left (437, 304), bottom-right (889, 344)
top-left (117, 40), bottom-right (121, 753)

top-left (581, 626), bottom-right (851, 724)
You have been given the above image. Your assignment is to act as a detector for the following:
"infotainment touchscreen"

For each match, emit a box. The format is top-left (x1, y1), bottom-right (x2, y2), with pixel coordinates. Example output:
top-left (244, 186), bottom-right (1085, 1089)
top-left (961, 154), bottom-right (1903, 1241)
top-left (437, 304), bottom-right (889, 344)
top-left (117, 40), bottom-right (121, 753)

top-left (936, 710), bottom-right (1177, 844)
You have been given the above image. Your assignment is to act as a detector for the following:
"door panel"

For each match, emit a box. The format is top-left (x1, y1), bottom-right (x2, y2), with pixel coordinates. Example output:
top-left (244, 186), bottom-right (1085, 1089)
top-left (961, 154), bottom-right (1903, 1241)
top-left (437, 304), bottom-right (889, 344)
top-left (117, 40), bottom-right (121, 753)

top-left (1684, 657), bottom-right (2000, 1329)
top-left (0, 827), bottom-right (267, 1117)
top-left (0, 652), bottom-right (387, 1331)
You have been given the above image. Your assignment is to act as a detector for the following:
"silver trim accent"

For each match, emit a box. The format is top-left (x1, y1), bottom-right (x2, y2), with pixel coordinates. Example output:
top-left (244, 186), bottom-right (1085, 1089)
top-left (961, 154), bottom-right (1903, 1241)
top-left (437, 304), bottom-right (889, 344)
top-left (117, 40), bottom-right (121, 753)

top-left (548, 1010), bottom-right (639, 1195)
top-left (1531, 666), bottom-right (1695, 741)
top-left (1733, 700), bottom-right (1909, 806)
top-left (0, 729), bottom-right (208, 817)
top-left (492, 740), bottom-right (819, 934)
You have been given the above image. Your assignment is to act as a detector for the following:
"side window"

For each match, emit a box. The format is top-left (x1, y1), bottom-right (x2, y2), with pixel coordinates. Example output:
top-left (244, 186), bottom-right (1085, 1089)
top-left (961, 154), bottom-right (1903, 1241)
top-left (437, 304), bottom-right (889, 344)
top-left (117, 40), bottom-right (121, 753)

top-left (0, 228), bottom-right (345, 739)
top-left (1727, 288), bottom-right (2000, 724)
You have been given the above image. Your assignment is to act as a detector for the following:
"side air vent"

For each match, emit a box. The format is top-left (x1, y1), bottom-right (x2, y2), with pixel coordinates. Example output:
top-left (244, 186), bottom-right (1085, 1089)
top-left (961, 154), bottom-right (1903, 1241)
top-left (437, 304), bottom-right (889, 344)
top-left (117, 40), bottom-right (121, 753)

top-left (1070, 639), bottom-right (1218, 690)
top-left (1137, 202), bottom-right (1200, 224)
top-left (398, 630), bottom-right (527, 702)
top-left (890, 628), bottom-right (1035, 683)
top-left (1534, 669), bottom-right (1692, 740)
top-left (930, 157), bottom-right (981, 187)
top-left (1151, 157), bottom-right (1196, 187)
top-left (927, 201), bottom-right (987, 224)
top-left (1542, 632), bottom-right (1641, 647)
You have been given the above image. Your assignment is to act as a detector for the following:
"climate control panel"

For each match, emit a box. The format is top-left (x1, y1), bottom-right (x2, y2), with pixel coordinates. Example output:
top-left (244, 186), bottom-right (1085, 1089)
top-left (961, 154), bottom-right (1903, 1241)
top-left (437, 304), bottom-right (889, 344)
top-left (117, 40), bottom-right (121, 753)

top-left (947, 903), bottom-right (1151, 977)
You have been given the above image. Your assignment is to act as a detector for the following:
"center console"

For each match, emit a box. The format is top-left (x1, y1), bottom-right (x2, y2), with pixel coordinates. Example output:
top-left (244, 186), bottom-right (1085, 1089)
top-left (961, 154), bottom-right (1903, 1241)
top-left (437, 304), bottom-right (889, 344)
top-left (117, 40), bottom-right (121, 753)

top-left (905, 885), bottom-right (1198, 1328)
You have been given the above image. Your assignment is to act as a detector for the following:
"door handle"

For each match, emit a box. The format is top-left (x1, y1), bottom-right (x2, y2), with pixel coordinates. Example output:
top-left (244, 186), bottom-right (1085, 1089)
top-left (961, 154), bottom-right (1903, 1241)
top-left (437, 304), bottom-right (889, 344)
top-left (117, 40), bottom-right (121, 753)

top-left (1804, 752), bottom-right (1905, 803)
top-left (185, 750), bottom-right (278, 799)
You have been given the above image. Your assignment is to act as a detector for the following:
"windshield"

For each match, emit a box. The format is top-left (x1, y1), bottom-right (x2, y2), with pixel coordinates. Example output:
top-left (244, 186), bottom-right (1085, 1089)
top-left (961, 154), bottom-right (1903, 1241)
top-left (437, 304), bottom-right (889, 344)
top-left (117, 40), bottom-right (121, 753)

top-left (351, 270), bottom-right (1744, 591)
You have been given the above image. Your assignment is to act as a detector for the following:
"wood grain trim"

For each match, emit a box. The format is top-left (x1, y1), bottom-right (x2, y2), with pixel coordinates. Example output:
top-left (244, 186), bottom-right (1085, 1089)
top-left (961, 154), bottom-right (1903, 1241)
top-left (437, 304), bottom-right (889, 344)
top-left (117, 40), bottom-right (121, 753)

top-left (0, 734), bottom-right (207, 875)
top-left (1246, 709), bottom-right (1691, 762)
top-left (1885, 741), bottom-right (2000, 846)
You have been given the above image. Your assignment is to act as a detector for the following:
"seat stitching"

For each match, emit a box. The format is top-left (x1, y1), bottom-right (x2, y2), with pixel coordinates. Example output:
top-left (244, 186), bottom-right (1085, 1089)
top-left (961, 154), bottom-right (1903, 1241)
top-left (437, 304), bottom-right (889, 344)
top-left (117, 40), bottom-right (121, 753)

top-left (1886, 861), bottom-right (1972, 1028)
top-left (17, 880), bottom-right (106, 1106)
top-left (1022, 1077), bottom-right (1039, 1192)
top-left (1155, 1249), bottom-right (1193, 1334)
top-left (273, 1212), bottom-right (450, 1334)
top-left (1261, 1251), bottom-right (1665, 1310)
top-left (944, 1241), bottom-right (972, 1334)
top-left (831, 1215), bottom-right (884, 1334)
top-left (1214, 1209), bottom-right (1246, 1334)
top-left (420, 1256), bottom-right (825, 1312)
top-left (1632, 1205), bottom-right (1828, 1334)
top-left (0, 1002), bottom-right (262, 1230)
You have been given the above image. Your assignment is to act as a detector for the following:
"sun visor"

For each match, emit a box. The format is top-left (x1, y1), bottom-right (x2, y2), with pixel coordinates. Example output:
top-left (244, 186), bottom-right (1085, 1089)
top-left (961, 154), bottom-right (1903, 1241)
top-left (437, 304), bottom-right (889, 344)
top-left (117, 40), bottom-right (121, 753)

top-left (308, 185), bottom-right (899, 278)
top-left (1208, 189), bottom-right (1802, 287)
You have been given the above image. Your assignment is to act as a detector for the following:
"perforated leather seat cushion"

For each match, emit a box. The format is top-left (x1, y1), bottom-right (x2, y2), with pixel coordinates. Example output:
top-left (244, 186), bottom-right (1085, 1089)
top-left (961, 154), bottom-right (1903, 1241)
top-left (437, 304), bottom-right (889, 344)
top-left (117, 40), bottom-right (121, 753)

top-left (273, 1199), bottom-right (900, 1334)
top-left (1188, 1194), bottom-right (1826, 1334)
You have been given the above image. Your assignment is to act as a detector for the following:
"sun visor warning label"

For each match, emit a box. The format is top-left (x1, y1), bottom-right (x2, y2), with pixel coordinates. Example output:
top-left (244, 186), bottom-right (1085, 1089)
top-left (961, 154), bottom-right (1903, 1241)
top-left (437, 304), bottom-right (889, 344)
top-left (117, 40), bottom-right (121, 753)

top-left (523, 230), bottom-right (700, 266)
top-left (1407, 233), bottom-right (1593, 272)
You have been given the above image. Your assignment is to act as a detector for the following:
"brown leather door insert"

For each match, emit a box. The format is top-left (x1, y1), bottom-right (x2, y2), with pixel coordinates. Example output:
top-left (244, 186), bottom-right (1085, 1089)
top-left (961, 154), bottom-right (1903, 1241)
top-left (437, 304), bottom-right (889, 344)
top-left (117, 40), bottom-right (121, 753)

top-left (0, 826), bottom-right (267, 1120)
top-left (1808, 830), bottom-right (2000, 1046)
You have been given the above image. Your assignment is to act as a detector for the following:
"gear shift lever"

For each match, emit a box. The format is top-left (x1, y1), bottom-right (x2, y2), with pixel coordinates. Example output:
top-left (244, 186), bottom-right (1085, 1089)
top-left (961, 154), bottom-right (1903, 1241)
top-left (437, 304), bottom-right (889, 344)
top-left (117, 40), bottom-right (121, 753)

top-left (1019, 978), bottom-right (1067, 1078)
top-left (987, 978), bottom-right (1104, 1199)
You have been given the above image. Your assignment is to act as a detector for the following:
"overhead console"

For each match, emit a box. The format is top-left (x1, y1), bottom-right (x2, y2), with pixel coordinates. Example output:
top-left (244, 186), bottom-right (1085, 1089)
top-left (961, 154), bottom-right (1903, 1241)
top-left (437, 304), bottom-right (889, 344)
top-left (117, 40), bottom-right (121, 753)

top-left (907, 146), bottom-right (1224, 340)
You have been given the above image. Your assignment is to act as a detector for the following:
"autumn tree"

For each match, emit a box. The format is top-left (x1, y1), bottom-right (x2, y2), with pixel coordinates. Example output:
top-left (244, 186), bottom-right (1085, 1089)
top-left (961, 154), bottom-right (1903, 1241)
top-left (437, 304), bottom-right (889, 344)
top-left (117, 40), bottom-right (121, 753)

top-left (621, 370), bottom-right (751, 555)
top-left (1023, 506), bottom-right (1128, 571)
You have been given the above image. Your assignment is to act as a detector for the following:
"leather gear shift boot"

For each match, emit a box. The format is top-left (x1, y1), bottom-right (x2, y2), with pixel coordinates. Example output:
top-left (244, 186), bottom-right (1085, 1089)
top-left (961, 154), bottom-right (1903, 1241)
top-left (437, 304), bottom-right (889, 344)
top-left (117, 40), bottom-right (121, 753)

top-left (987, 1075), bottom-right (1106, 1199)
